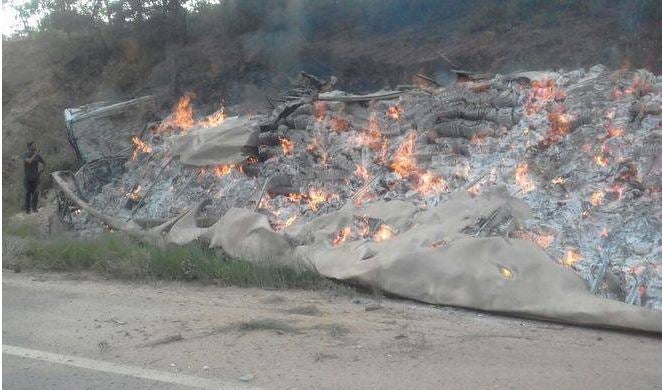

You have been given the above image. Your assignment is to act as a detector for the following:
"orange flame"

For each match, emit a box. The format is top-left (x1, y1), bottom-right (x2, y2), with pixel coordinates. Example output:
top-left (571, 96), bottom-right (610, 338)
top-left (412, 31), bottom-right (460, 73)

top-left (387, 105), bottom-right (403, 120)
top-left (594, 155), bottom-right (609, 167)
top-left (126, 185), bottom-right (142, 201)
top-left (287, 193), bottom-right (303, 204)
top-left (199, 106), bottom-right (226, 128)
top-left (512, 230), bottom-right (554, 249)
top-left (161, 93), bottom-right (195, 131)
top-left (515, 163), bottom-right (535, 193)
top-left (417, 171), bottom-right (449, 196)
top-left (373, 224), bottom-right (396, 242)
top-left (590, 190), bottom-right (604, 206)
top-left (526, 79), bottom-right (563, 115)
top-left (389, 132), bottom-right (449, 196)
top-left (610, 184), bottom-right (624, 201)
top-left (131, 136), bottom-right (152, 160)
top-left (331, 117), bottom-right (349, 133)
top-left (215, 165), bottom-right (235, 177)
top-left (331, 226), bottom-right (351, 246)
top-left (279, 137), bottom-right (294, 156)
top-left (354, 164), bottom-right (371, 181)
top-left (548, 111), bottom-right (573, 137)
top-left (314, 101), bottom-right (327, 122)
top-left (467, 183), bottom-right (481, 197)
top-left (390, 132), bottom-right (417, 178)
top-left (307, 188), bottom-right (337, 211)
top-left (607, 127), bottom-right (624, 138)
top-left (561, 249), bottom-right (583, 267)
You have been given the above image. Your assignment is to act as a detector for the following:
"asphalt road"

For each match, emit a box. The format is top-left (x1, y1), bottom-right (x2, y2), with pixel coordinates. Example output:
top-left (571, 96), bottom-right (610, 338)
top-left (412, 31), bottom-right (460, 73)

top-left (2, 271), bottom-right (661, 389)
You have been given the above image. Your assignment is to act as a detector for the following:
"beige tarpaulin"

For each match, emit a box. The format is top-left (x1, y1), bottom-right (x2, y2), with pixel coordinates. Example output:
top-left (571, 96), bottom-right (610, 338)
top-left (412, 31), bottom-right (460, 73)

top-left (53, 171), bottom-right (662, 333)
top-left (170, 116), bottom-right (259, 167)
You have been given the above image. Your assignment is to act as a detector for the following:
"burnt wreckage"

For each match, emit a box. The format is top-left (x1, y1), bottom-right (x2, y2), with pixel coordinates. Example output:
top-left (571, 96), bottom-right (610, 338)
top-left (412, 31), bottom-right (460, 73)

top-left (55, 66), bottom-right (662, 332)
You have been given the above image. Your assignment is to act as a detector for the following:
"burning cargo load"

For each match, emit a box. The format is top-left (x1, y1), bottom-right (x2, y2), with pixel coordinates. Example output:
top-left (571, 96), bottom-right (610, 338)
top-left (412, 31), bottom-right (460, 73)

top-left (54, 65), bottom-right (662, 332)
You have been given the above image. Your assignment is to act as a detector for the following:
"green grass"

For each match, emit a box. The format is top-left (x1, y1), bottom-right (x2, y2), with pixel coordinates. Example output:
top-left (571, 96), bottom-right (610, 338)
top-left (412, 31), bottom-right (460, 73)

top-left (4, 220), bottom-right (41, 238)
top-left (19, 232), bottom-right (341, 291)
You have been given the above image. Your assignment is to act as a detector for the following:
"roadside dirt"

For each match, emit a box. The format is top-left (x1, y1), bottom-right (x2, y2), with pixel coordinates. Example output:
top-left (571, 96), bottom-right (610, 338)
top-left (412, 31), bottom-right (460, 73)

top-left (2, 271), bottom-right (661, 389)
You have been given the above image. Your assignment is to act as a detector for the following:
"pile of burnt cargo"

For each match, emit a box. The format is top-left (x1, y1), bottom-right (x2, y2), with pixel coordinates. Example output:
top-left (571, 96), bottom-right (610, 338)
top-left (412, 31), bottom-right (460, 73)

top-left (59, 66), bottom-right (662, 310)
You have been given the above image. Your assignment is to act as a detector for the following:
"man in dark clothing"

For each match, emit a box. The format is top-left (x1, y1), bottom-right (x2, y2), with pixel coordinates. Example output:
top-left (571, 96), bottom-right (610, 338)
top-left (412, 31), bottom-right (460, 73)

top-left (23, 141), bottom-right (45, 214)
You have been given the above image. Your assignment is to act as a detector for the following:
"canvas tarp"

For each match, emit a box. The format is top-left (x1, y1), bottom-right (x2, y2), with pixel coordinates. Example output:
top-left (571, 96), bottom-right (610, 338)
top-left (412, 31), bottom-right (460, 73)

top-left (53, 171), bottom-right (662, 333)
top-left (170, 116), bottom-right (259, 167)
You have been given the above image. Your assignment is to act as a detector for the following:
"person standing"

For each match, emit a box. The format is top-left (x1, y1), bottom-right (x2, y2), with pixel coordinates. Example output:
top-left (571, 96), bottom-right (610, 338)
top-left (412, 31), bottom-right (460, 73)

top-left (23, 141), bottom-right (45, 214)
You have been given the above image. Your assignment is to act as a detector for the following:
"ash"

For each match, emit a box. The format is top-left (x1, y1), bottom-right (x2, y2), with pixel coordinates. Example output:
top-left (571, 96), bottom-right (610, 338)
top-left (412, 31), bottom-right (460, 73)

top-left (64, 65), bottom-right (662, 309)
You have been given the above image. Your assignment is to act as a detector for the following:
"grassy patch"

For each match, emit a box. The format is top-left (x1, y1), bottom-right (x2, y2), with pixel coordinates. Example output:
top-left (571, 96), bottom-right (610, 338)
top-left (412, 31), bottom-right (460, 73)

top-left (4, 221), bottom-right (41, 238)
top-left (286, 305), bottom-right (322, 316)
top-left (215, 319), bottom-right (298, 334)
top-left (313, 323), bottom-right (350, 338)
top-left (20, 233), bottom-right (344, 291)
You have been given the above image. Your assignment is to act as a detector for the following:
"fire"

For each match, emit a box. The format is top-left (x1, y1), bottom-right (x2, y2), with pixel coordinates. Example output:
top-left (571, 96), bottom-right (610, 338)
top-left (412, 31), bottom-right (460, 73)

top-left (284, 215), bottom-right (297, 228)
top-left (279, 137), bottom-right (294, 156)
top-left (512, 230), bottom-right (554, 249)
top-left (373, 224), bottom-right (396, 242)
top-left (548, 111), bottom-right (573, 137)
top-left (390, 132), bottom-right (417, 178)
top-left (212, 164), bottom-right (234, 177)
top-left (607, 127), bottom-right (624, 138)
top-left (331, 227), bottom-right (351, 246)
top-left (515, 163), bottom-right (535, 193)
top-left (331, 117), bottom-right (349, 133)
top-left (307, 188), bottom-right (337, 211)
top-left (314, 101), bottom-right (327, 122)
top-left (469, 133), bottom-right (488, 145)
top-left (610, 184), bottom-right (624, 201)
top-left (131, 136), bottom-right (152, 160)
top-left (467, 184), bottom-right (481, 197)
top-left (358, 113), bottom-right (387, 153)
top-left (561, 249), bottom-right (583, 267)
top-left (417, 171), bottom-right (449, 196)
top-left (526, 79), bottom-right (564, 115)
top-left (287, 193), bottom-right (303, 204)
top-left (126, 185), bottom-right (142, 201)
top-left (387, 105), bottom-right (403, 120)
top-left (161, 93), bottom-right (195, 131)
top-left (199, 106), bottom-right (226, 128)
top-left (306, 137), bottom-right (329, 166)
top-left (499, 267), bottom-right (513, 280)
top-left (590, 190), bottom-right (604, 206)
top-left (551, 177), bottom-right (566, 185)
top-left (354, 164), bottom-right (371, 181)
top-left (594, 155), bottom-right (609, 167)
top-left (388, 133), bottom-right (450, 196)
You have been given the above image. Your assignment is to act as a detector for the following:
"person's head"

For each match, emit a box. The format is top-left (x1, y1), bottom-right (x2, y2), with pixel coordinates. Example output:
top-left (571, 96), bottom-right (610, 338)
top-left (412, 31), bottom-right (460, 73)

top-left (27, 142), bottom-right (37, 152)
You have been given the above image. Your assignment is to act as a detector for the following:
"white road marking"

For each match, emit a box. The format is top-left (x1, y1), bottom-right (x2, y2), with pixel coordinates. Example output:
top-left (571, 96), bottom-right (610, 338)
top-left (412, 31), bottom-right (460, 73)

top-left (3, 345), bottom-right (266, 390)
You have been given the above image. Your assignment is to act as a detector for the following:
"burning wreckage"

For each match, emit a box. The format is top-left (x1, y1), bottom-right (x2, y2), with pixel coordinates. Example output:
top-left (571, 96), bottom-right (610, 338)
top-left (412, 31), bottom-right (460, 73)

top-left (55, 66), bottom-right (662, 332)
